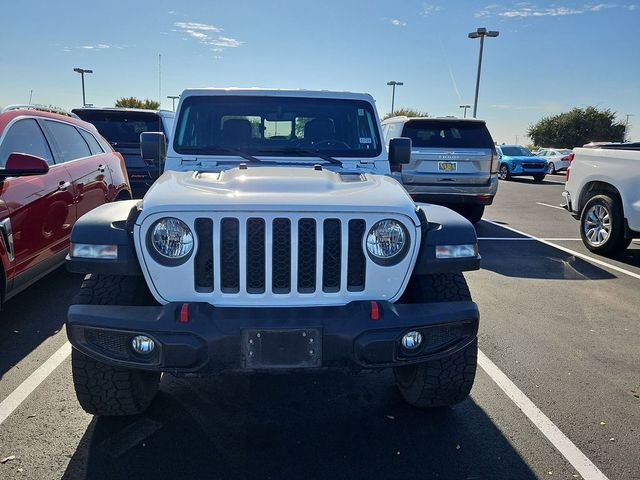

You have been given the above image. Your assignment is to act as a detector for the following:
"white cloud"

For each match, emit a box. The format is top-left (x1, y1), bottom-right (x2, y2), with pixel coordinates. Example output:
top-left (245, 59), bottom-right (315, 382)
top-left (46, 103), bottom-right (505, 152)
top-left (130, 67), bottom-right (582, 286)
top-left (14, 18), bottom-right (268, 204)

top-left (477, 2), bottom-right (636, 17)
top-left (173, 21), bottom-right (243, 52)
top-left (422, 3), bottom-right (442, 15)
top-left (390, 18), bottom-right (407, 26)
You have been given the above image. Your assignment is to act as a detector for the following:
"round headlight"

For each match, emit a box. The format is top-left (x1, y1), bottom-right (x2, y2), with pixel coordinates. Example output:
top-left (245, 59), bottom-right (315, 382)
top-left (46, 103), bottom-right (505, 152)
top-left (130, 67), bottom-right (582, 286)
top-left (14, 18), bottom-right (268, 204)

top-left (366, 219), bottom-right (407, 260)
top-left (151, 218), bottom-right (194, 259)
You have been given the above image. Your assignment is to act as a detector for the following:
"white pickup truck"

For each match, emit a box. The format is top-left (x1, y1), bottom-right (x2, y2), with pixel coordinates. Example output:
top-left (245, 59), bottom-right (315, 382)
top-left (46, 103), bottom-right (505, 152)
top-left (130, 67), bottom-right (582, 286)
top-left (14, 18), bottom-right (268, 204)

top-left (563, 143), bottom-right (640, 254)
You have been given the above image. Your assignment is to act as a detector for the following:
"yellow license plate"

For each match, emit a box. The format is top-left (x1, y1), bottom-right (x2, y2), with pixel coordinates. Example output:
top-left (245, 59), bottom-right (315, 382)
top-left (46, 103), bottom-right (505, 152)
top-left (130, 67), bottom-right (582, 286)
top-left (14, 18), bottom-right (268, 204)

top-left (438, 161), bottom-right (457, 172)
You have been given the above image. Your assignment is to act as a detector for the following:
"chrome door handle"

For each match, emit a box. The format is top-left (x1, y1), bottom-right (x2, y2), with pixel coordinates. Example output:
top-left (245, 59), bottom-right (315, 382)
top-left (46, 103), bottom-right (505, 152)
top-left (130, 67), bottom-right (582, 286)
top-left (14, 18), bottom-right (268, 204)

top-left (58, 181), bottom-right (71, 191)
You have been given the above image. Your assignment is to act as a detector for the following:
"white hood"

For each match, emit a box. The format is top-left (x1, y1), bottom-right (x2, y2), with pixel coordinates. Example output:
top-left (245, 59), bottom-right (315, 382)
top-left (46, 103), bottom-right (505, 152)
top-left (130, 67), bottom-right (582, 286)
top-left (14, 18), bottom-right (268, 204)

top-left (140, 166), bottom-right (419, 221)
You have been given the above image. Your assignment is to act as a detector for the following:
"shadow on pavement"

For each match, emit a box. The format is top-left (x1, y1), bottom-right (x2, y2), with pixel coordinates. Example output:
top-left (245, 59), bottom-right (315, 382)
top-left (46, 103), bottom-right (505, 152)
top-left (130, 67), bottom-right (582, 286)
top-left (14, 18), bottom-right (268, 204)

top-left (62, 371), bottom-right (537, 480)
top-left (0, 267), bottom-right (82, 380)
top-left (479, 240), bottom-right (615, 280)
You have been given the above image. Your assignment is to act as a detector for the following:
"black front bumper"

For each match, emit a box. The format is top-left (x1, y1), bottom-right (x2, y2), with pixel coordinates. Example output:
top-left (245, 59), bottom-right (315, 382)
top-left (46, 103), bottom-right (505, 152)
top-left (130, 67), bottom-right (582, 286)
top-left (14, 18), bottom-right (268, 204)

top-left (67, 301), bottom-right (479, 373)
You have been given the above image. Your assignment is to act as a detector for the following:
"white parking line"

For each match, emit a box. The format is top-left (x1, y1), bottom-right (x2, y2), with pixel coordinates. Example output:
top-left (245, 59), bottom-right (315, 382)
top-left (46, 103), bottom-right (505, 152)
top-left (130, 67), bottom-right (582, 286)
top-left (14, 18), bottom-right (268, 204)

top-left (0, 342), bottom-right (71, 426)
top-left (483, 219), bottom-right (640, 281)
top-left (478, 350), bottom-right (609, 480)
top-left (478, 237), bottom-right (582, 241)
top-left (536, 202), bottom-right (565, 210)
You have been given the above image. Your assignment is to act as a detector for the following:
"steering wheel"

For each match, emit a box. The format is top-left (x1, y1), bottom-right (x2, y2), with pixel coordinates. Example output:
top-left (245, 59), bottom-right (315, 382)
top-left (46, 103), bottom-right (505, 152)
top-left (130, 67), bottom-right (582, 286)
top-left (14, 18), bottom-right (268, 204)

top-left (312, 140), bottom-right (352, 150)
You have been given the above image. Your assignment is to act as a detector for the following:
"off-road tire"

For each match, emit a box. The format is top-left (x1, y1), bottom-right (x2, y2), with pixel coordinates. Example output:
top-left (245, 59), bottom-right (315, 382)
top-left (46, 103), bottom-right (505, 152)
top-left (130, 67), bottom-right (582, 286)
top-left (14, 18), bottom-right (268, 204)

top-left (533, 173), bottom-right (545, 183)
top-left (394, 273), bottom-right (477, 408)
top-left (71, 274), bottom-right (160, 416)
top-left (580, 194), bottom-right (631, 255)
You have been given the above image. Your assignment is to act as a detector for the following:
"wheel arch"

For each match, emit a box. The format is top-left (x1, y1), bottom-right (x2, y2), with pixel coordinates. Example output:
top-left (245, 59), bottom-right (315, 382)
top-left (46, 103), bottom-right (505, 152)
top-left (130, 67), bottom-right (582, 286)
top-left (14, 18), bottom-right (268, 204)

top-left (578, 181), bottom-right (623, 216)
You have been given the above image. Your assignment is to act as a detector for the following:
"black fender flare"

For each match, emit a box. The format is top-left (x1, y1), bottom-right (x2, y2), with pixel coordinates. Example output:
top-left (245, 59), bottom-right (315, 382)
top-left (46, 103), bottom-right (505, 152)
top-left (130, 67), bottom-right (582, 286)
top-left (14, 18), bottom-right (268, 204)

top-left (66, 200), bottom-right (143, 276)
top-left (412, 203), bottom-right (481, 275)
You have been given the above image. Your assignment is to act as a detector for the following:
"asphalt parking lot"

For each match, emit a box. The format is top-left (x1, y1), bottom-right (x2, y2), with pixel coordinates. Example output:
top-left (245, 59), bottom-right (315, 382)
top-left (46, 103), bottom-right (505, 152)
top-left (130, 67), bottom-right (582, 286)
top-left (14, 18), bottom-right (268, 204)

top-left (0, 174), bottom-right (638, 480)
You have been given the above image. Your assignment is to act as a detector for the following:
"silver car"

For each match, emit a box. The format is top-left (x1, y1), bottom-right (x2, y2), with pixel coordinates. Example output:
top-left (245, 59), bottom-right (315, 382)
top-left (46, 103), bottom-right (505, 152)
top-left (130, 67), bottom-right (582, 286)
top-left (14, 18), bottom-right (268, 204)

top-left (381, 116), bottom-right (498, 223)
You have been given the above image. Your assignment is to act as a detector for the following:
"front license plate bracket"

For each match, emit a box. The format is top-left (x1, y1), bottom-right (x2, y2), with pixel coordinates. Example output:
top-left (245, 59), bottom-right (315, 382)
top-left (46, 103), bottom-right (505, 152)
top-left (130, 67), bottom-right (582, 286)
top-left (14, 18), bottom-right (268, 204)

top-left (241, 328), bottom-right (322, 369)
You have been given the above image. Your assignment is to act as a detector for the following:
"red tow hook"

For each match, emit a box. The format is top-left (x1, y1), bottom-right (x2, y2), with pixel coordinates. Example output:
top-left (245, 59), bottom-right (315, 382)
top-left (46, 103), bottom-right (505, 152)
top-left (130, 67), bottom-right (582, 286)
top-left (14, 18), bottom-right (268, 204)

top-left (179, 303), bottom-right (190, 324)
top-left (370, 301), bottom-right (380, 321)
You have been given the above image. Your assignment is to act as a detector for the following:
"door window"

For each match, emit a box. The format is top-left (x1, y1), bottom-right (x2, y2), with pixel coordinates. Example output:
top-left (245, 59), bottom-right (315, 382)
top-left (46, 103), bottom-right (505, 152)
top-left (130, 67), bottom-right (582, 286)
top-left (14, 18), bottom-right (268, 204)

top-left (79, 129), bottom-right (105, 155)
top-left (0, 119), bottom-right (55, 166)
top-left (44, 121), bottom-right (91, 162)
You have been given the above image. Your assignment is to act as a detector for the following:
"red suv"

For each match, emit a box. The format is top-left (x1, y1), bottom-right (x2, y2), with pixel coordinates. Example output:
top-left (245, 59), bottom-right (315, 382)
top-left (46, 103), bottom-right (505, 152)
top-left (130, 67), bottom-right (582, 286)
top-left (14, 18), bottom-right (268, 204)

top-left (0, 106), bottom-right (131, 307)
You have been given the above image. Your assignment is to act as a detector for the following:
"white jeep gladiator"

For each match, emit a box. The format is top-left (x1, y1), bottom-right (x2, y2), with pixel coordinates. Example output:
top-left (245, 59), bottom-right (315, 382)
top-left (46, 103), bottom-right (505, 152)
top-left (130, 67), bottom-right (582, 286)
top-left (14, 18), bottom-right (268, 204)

top-left (563, 143), bottom-right (640, 254)
top-left (66, 89), bottom-right (481, 416)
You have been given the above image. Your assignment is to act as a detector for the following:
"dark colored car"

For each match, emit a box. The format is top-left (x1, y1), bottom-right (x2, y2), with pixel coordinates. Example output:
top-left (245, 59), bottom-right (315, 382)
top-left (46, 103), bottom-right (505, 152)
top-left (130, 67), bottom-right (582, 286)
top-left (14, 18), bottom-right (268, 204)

top-left (72, 108), bottom-right (174, 198)
top-left (0, 106), bottom-right (131, 307)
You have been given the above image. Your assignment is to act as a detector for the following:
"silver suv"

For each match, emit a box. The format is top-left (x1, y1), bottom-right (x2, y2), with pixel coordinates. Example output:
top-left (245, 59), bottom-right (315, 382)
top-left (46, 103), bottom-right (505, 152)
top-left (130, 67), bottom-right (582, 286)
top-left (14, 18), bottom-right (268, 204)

top-left (382, 116), bottom-right (498, 223)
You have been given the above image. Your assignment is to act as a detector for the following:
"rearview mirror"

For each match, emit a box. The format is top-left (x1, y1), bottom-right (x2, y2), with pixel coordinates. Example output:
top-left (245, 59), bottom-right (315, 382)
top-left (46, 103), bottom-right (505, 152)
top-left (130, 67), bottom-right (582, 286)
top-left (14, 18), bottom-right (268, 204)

top-left (388, 137), bottom-right (412, 165)
top-left (0, 153), bottom-right (50, 177)
top-left (140, 132), bottom-right (167, 168)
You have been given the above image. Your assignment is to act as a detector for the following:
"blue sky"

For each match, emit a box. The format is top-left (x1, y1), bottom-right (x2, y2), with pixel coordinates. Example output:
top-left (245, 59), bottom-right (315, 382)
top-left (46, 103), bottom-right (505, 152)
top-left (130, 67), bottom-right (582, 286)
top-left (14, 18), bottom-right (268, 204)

top-left (1, 0), bottom-right (638, 144)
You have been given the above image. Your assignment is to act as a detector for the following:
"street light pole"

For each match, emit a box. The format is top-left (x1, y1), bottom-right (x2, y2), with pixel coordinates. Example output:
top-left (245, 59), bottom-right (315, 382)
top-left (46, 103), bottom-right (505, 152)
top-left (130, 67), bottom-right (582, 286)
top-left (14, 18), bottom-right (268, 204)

top-left (468, 28), bottom-right (499, 118)
top-left (167, 95), bottom-right (180, 112)
top-left (386, 81), bottom-right (404, 115)
top-left (624, 114), bottom-right (634, 142)
top-left (73, 68), bottom-right (93, 106)
top-left (459, 104), bottom-right (471, 118)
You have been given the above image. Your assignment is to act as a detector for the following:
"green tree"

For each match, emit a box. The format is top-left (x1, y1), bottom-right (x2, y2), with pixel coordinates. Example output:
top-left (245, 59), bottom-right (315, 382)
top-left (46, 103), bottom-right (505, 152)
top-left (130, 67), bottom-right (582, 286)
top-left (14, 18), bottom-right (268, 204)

top-left (382, 108), bottom-right (429, 121)
top-left (114, 97), bottom-right (161, 110)
top-left (527, 107), bottom-right (625, 148)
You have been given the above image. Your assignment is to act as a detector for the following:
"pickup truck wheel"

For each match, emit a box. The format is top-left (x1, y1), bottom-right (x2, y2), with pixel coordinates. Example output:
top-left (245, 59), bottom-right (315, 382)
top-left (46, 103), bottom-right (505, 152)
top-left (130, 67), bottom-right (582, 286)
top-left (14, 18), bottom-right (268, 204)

top-left (394, 273), bottom-right (477, 408)
top-left (498, 164), bottom-right (511, 180)
top-left (71, 274), bottom-right (160, 416)
top-left (547, 162), bottom-right (556, 174)
top-left (580, 194), bottom-right (631, 254)
top-left (533, 173), bottom-right (545, 182)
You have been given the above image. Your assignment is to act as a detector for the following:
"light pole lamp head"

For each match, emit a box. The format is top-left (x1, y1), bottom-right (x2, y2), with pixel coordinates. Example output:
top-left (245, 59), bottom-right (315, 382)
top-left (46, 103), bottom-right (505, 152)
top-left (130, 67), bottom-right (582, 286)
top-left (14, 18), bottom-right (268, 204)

top-left (487, 31), bottom-right (500, 37)
top-left (387, 81), bottom-right (404, 86)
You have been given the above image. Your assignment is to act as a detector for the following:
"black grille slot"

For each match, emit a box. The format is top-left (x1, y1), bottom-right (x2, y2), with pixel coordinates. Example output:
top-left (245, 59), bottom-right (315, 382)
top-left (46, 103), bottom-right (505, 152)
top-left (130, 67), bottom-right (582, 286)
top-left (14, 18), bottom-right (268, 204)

top-left (297, 218), bottom-right (317, 293)
top-left (322, 219), bottom-right (341, 292)
top-left (272, 218), bottom-right (291, 294)
top-left (194, 218), bottom-right (213, 292)
top-left (85, 330), bottom-right (130, 360)
top-left (347, 219), bottom-right (366, 291)
top-left (220, 218), bottom-right (240, 293)
top-left (246, 218), bottom-right (265, 294)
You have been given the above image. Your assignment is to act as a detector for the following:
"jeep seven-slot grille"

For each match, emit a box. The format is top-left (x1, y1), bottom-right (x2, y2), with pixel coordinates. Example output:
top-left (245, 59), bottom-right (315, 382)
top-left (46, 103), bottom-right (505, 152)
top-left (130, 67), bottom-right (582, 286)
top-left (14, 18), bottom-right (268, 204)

top-left (192, 216), bottom-right (369, 296)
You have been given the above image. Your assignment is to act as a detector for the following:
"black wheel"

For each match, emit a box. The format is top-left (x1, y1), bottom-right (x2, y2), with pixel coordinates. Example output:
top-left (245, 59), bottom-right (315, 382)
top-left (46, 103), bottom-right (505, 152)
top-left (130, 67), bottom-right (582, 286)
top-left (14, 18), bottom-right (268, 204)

top-left (498, 164), bottom-right (511, 180)
top-left (71, 274), bottom-right (160, 416)
top-left (547, 162), bottom-right (556, 174)
top-left (580, 194), bottom-right (631, 255)
top-left (459, 204), bottom-right (485, 224)
top-left (394, 273), bottom-right (477, 408)
top-left (533, 173), bottom-right (545, 183)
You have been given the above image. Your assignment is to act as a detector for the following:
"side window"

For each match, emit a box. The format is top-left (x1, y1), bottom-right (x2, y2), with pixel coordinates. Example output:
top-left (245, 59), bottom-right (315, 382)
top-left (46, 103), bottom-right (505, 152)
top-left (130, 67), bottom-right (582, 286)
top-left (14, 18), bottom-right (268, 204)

top-left (44, 121), bottom-right (91, 162)
top-left (0, 119), bottom-right (55, 167)
top-left (79, 129), bottom-right (104, 155)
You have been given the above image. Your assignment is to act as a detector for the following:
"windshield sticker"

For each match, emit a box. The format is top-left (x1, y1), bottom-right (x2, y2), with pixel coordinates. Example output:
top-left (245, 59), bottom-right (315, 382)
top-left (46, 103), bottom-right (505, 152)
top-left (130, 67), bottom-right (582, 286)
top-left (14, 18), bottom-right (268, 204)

top-left (358, 109), bottom-right (365, 116)
top-left (359, 137), bottom-right (372, 144)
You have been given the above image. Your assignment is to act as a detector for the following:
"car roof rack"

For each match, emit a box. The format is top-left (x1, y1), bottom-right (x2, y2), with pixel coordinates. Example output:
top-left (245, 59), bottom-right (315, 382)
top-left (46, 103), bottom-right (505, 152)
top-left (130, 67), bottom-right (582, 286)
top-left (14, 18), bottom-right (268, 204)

top-left (1, 104), bottom-right (80, 118)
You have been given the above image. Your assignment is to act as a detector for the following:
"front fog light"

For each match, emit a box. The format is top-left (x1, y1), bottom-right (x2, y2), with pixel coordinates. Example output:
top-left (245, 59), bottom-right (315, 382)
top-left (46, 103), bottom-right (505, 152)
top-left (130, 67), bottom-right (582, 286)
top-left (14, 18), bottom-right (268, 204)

top-left (366, 219), bottom-right (407, 261)
top-left (131, 335), bottom-right (155, 354)
top-left (70, 243), bottom-right (118, 260)
top-left (402, 331), bottom-right (423, 350)
top-left (435, 244), bottom-right (477, 259)
top-left (151, 217), bottom-right (194, 259)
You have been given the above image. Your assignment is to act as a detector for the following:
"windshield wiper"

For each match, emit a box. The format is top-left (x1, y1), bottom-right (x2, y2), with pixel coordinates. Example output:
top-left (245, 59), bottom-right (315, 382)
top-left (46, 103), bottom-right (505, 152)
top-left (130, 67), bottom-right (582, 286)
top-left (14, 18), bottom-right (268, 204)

top-left (182, 146), bottom-right (266, 164)
top-left (257, 148), bottom-right (343, 167)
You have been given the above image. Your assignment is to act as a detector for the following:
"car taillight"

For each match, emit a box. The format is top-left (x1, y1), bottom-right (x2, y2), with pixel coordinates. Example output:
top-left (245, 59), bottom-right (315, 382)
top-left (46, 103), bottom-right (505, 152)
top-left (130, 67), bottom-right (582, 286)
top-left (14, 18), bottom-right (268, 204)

top-left (568, 152), bottom-right (574, 162)
top-left (490, 148), bottom-right (498, 173)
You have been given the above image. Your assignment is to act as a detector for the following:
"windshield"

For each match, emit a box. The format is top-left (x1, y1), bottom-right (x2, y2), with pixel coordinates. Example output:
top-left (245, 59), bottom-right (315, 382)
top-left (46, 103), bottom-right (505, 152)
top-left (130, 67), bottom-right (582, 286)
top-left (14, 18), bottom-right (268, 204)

top-left (402, 120), bottom-right (493, 149)
top-left (500, 146), bottom-right (533, 156)
top-left (173, 96), bottom-right (381, 158)
top-left (73, 110), bottom-right (162, 145)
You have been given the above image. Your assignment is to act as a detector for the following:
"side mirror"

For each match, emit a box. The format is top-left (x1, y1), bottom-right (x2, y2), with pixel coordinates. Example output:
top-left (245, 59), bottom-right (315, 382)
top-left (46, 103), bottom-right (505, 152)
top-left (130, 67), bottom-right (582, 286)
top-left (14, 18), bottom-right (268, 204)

top-left (0, 153), bottom-right (50, 177)
top-left (388, 137), bottom-right (412, 165)
top-left (140, 132), bottom-right (167, 168)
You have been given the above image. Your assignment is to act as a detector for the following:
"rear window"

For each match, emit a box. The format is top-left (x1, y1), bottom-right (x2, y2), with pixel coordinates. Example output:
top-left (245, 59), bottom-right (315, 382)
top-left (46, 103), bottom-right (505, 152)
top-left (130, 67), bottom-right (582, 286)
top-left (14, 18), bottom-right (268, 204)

top-left (72, 110), bottom-right (162, 145)
top-left (401, 120), bottom-right (493, 149)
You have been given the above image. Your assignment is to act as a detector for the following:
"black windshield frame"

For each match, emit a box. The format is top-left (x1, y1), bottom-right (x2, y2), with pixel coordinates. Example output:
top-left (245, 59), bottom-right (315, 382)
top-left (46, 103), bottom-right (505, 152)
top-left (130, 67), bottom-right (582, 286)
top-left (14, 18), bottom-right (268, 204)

top-left (172, 96), bottom-right (382, 158)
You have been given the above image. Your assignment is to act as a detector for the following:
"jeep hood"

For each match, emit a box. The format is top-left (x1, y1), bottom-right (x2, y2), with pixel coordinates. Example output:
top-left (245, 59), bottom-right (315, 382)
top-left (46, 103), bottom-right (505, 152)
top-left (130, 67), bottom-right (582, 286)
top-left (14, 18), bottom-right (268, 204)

top-left (140, 167), bottom-right (418, 220)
